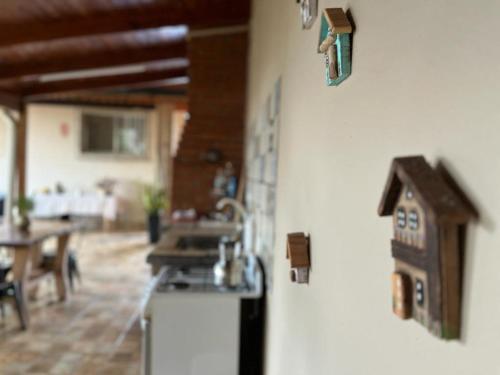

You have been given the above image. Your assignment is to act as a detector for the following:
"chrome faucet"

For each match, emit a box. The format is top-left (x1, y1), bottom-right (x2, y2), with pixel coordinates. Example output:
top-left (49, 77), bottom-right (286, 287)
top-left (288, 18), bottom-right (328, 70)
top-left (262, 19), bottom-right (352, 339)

top-left (215, 198), bottom-right (249, 223)
top-left (216, 198), bottom-right (255, 274)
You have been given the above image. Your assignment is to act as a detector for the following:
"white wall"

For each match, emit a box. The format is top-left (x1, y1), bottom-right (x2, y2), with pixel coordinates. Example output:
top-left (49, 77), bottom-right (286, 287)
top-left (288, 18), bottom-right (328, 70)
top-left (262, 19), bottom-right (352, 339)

top-left (26, 104), bottom-right (159, 194)
top-left (247, 1), bottom-right (500, 374)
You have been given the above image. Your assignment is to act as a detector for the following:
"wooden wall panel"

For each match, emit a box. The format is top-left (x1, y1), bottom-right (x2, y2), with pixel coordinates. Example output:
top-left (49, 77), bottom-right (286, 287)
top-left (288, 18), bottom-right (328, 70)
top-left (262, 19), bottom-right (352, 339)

top-left (171, 32), bottom-right (248, 214)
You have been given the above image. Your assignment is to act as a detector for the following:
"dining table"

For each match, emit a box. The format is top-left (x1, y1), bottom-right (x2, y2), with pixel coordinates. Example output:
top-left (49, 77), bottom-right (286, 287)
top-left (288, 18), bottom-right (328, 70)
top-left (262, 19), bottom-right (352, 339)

top-left (0, 220), bottom-right (82, 329)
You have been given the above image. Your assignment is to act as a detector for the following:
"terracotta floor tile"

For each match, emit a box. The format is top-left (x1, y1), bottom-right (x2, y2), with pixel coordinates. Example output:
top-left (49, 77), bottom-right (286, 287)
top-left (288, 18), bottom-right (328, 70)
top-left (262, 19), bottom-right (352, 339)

top-left (0, 231), bottom-right (150, 374)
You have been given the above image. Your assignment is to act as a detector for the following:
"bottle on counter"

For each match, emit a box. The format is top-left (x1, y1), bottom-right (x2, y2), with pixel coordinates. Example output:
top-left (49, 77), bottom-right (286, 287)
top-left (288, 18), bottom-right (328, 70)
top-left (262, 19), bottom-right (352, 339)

top-left (228, 242), bottom-right (244, 288)
top-left (213, 242), bottom-right (228, 287)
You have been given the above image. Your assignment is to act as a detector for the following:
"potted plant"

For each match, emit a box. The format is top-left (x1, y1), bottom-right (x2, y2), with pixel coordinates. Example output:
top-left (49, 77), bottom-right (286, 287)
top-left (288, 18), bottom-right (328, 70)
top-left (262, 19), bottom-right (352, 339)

top-left (14, 196), bottom-right (34, 232)
top-left (142, 185), bottom-right (167, 244)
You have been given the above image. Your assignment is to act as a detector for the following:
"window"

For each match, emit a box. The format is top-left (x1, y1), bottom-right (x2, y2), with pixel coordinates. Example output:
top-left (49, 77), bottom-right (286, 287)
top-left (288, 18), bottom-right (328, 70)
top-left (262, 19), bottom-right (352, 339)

top-left (396, 207), bottom-right (406, 228)
top-left (80, 110), bottom-right (148, 157)
top-left (408, 210), bottom-right (419, 230)
top-left (415, 279), bottom-right (425, 307)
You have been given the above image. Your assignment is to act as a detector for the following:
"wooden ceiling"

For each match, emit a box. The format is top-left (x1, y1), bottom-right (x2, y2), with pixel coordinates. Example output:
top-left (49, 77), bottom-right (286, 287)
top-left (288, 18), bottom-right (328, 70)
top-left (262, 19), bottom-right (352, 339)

top-left (0, 0), bottom-right (251, 109)
top-left (35, 90), bottom-right (188, 109)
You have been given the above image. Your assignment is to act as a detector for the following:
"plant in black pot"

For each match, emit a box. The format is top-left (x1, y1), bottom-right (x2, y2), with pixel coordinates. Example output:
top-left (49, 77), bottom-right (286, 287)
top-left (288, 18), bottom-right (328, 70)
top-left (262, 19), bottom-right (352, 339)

top-left (13, 196), bottom-right (34, 233)
top-left (143, 185), bottom-right (167, 244)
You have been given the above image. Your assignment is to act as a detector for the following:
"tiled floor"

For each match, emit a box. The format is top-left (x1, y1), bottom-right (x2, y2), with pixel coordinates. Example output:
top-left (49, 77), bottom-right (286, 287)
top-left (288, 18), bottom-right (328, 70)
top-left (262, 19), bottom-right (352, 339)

top-left (0, 231), bottom-right (151, 374)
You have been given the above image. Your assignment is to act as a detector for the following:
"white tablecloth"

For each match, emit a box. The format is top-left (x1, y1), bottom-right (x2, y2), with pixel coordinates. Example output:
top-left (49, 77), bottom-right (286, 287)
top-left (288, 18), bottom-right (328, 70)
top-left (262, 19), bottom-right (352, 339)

top-left (33, 193), bottom-right (118, 221)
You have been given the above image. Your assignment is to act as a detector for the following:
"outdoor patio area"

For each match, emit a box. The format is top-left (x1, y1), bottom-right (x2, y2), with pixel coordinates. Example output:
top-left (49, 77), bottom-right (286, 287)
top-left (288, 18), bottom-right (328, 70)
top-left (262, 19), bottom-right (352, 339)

top-left (0, 231), bottom-right (150, 374)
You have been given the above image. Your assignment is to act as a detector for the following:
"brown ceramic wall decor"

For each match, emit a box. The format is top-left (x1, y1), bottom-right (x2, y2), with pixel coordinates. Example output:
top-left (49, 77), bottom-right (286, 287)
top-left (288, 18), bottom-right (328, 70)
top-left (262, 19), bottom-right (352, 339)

top-left (378, 156), bottom-right (477, 340)
top-left (286, 232), bottom-right (310, 284)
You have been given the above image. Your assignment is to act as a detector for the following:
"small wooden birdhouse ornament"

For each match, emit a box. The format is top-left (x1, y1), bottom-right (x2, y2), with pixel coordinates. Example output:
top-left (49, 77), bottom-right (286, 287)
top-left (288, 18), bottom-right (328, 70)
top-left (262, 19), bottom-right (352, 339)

top-left (378, 156), bottom-right (477, 340)
top-left (286, 232), bottom-right (310, 284)
top-left (317, 8), bottom-right (352, 86)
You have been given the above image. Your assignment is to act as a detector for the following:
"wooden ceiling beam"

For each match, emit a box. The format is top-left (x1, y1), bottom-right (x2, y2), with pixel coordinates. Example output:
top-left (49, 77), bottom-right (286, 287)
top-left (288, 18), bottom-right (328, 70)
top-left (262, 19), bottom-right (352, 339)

top-left (27, 92), bottom-right (186, 109)
top-left (105, 78), bottom-right (189, 91)
top-left (0, 1), bottom-right (250, 47)
top-left (0, 41), bottom-right (187, 80)
top-left (0, 91), bottom-right (21, 111)
top-left (23, 68), bottom-right (188, 97)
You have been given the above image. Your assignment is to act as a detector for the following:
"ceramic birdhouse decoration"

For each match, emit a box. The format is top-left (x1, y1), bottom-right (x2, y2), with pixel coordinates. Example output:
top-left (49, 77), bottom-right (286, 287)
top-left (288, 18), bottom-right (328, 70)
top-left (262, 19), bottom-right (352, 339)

top-left (286, 232), bottom-right (310, 284)
top-left (317, 8), bottom-right (352, 86)
top-left (378, 156), bottom-right (476, 340)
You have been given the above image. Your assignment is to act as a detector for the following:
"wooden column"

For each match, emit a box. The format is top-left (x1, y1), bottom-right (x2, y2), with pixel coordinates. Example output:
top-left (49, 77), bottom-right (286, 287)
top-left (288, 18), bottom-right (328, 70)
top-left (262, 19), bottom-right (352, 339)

top-left (15, 105), bottom-right (27, 197)
top-left (0, 109), bottom-right (18, 226)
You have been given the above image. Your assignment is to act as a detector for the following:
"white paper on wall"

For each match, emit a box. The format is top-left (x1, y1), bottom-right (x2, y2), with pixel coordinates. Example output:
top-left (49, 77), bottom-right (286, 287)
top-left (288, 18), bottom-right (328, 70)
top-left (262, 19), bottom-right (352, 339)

top-left (245, 77), bottom-right (282, 291)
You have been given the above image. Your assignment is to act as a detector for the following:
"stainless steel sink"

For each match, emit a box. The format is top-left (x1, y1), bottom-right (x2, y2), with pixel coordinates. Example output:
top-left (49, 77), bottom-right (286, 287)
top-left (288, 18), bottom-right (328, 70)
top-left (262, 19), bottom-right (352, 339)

top-left (155, 266), bottom-right (252, 294)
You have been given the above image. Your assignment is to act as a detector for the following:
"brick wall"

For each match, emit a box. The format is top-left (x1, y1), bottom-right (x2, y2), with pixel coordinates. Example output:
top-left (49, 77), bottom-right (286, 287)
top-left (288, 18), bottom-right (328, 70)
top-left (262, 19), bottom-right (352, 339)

top-left (171, 31), bottom-right (248, 214)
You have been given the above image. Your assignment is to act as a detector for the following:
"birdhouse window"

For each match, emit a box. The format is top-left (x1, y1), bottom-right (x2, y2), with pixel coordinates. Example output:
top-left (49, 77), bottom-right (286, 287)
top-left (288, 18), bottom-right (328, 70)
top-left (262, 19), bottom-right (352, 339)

top-left (396, 207), bottom-right (406, 228)
top-left (415, 279), bottom-right (425, 307)
top-left (408, 210), bottom-right (419, 230)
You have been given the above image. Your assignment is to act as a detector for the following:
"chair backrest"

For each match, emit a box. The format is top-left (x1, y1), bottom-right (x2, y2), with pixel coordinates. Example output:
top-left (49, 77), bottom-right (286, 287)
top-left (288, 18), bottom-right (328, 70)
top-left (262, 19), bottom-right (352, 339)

top-left (0, 281), bottom-right (12, 293)
top-left (0, 265), bottom-right (11, 284)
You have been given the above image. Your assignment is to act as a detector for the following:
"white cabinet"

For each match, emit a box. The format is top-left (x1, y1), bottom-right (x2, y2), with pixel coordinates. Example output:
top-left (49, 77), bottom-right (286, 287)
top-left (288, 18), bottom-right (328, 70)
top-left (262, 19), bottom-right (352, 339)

top-left (151, 294), bottom-right (240, 375)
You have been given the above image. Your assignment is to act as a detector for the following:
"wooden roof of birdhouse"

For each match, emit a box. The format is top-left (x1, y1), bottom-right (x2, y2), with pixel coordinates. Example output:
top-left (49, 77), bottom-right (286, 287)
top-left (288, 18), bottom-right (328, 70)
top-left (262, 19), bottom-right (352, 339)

top-left (287, 233), bottom-right (310, 268)
top-left (378, 156), bottom-right (475, 223)
top-left (323, 8), bottom-right (352, 34)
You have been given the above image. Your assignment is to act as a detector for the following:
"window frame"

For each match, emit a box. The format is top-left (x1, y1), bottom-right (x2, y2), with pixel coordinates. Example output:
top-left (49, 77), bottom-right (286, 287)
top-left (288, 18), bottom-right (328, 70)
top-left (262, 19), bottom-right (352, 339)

top-left (396, 207), bottom-right (407, 228)
top-left (415, 278), bottom-right (425, 307)
top-left (79, 107), bottom-right (151, 160)
top-left (408, 210), bottom-right (419, 230)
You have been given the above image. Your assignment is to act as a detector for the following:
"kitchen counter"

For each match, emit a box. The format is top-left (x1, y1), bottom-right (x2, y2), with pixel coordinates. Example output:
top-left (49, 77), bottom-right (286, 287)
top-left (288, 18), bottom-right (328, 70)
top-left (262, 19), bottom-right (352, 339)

top-left (142, 259), bottom-right (265, 375)
top-left (146, 220), bottom-right (241, 274)
top-left (153, 263), bottom-right (263, 299)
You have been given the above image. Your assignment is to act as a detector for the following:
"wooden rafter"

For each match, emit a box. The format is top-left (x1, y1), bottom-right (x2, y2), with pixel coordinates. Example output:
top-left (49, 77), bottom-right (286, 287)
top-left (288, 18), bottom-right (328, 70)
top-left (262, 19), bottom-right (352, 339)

top-left (0, 41), bottom-right (187, 80)
top-left (0, 1), bottom-right (250, 47)
top-left (0, 91), bottom-right (21, 111)
top-left (28, 91), bottom-right (187, 109)
top-left (22, 68), bottom-right (188, 97)
top-left (104, 78), bottom-right (189, 92)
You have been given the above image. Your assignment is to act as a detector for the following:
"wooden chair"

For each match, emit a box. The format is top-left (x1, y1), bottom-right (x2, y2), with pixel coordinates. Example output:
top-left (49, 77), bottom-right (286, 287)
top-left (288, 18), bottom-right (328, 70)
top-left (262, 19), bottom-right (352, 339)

top-left (0, 265), bottom-right (28, 329)
top-left (42, 250), bottom-right (81, 292)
